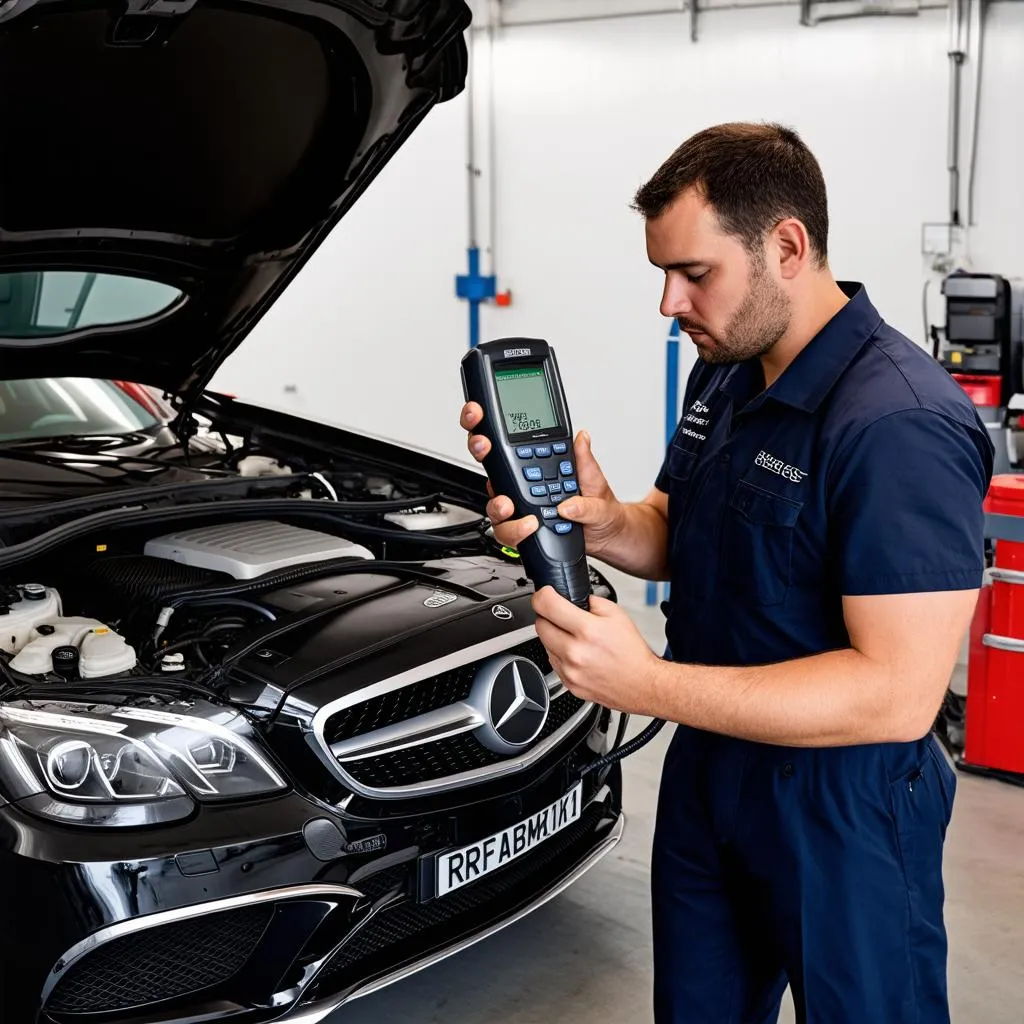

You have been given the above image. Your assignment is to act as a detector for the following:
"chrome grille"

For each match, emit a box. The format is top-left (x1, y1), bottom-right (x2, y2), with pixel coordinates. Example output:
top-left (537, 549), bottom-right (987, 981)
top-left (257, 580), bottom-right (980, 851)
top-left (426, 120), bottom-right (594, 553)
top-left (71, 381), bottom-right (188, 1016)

top-left (312, 628), bottom-right (595, 800)
top-left (342, 694), bottom-right (587, 789)
top-left (325, 638), bottom-right (552, 745)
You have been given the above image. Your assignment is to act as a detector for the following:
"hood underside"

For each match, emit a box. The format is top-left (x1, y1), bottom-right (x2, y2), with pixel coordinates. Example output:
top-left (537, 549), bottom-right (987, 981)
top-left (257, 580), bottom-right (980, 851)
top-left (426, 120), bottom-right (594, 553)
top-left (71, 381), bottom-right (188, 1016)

top-left (0, 0), bottom-right (470, 397)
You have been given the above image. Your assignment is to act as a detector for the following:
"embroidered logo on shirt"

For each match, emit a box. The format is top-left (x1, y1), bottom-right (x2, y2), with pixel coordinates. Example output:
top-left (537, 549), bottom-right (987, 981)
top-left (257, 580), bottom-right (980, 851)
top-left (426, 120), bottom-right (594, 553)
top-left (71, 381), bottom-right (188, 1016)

top-left (754, 449), bottom-right (807, 483)
top-left (680, 400), bottom-right (711, 442)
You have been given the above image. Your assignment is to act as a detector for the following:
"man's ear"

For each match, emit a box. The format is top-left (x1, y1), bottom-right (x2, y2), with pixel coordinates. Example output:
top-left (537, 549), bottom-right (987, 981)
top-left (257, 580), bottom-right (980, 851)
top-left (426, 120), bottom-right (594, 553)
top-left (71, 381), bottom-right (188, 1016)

top-left (772, 218), bottom-right (811, 280)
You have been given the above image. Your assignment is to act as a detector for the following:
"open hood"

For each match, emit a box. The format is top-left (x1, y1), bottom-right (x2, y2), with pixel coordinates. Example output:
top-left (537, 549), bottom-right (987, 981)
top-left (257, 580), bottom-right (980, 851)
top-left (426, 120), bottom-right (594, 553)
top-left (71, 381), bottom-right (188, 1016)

top-left (0, 0), bottom-right (470, 400)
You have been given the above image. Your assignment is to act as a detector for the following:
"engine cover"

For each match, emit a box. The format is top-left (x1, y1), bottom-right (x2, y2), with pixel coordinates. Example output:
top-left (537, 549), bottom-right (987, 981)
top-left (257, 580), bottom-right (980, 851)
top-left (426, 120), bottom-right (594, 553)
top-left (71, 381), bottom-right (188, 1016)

top-left (229, 557), bottom-right (537, 703)
top-left (144, 520), bottom-right (374, 579)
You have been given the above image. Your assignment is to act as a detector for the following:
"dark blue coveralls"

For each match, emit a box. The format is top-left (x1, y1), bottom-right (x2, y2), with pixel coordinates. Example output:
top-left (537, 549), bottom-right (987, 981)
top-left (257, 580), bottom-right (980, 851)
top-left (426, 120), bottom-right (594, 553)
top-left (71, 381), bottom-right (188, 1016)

top-left (651, 283), bottom-right (994, 1023)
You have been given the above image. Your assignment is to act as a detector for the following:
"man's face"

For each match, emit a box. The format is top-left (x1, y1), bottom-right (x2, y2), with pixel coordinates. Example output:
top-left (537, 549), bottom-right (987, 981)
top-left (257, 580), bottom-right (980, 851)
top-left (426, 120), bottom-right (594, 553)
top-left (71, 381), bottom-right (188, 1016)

top-left (645, 188), bottom-right (791, 364)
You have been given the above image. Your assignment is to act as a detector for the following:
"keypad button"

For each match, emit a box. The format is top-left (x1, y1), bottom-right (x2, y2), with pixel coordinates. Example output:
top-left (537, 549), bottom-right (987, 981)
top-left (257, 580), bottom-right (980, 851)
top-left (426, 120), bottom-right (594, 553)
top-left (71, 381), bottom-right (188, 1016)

top-left (530, 484), bottom-right (548, 497)
top-left (563, 479), bottom-right (578, 493)
top-left (547, 482), bottom-right (563, 494)
top-left (517, 446), bottom-right (534, 459)
top-left (554, 521), bottom-right (573, 534)
top-left (541, 506), bottom-right (559, 519)
top-left (558, 460), bottom-right (574, 476)
top-left (534, 445), bottom-right (552, 458)
top-left (524, 467), bottom-right (543, 481)
top-left (552, 442), bottom-right (568, 455)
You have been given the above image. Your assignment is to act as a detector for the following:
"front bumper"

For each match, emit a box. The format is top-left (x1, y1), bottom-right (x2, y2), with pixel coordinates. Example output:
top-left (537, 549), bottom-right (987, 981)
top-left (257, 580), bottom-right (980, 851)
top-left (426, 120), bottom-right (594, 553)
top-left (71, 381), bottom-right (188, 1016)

top-left (0, 765), bottom-right (622, 1024)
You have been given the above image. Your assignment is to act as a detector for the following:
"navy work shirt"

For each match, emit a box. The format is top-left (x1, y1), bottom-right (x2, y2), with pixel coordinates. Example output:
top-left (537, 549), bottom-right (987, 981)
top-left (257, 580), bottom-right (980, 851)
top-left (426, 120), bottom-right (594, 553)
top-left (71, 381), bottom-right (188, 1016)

top-left (656, 282), bottom-right (994, 667)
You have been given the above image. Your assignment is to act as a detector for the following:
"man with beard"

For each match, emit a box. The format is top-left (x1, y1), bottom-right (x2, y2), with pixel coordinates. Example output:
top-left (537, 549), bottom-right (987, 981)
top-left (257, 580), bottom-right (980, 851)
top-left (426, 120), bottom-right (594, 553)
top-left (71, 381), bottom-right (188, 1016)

top-left (459, 122), bottom-right (993, 1023)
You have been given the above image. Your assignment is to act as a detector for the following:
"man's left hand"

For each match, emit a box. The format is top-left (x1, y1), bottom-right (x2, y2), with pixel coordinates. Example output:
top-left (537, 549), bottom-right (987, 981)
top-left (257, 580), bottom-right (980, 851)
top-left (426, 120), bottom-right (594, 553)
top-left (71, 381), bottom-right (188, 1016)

top-left (531, 586), bottom-right (663, 716)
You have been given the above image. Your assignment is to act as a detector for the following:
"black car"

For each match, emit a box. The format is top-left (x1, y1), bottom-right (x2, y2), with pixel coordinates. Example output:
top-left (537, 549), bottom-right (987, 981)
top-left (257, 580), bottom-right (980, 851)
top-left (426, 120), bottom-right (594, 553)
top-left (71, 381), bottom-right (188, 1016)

top-left (0, 3), bottom-right (626, 1021)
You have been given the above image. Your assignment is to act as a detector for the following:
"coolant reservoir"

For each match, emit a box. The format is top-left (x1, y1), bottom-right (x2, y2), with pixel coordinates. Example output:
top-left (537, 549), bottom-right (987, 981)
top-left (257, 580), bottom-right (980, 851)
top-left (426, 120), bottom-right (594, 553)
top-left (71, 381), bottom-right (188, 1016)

top-left (0, 585), bottom-right (62, 654)
top-left (10, 617), bottom-right (137, 678)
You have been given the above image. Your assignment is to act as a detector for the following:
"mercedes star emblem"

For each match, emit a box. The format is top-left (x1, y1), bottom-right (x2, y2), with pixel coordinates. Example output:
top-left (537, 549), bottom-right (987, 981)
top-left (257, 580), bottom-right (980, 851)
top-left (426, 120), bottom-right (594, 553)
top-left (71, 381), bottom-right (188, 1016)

top-left (469, 655), bottom-right (550, 755)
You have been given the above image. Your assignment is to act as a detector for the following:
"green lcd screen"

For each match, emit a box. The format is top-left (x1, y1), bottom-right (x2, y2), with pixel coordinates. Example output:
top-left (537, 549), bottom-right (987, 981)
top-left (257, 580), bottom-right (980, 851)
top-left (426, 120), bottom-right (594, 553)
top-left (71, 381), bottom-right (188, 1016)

top-left (494, 365), bottom-right (559, 435)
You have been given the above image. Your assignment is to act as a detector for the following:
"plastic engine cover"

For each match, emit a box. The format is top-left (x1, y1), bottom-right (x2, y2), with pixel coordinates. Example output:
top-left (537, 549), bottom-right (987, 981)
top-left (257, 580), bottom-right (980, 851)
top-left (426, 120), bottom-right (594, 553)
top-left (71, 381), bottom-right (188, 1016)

top-left (143, 520), bottom-right (374, 579)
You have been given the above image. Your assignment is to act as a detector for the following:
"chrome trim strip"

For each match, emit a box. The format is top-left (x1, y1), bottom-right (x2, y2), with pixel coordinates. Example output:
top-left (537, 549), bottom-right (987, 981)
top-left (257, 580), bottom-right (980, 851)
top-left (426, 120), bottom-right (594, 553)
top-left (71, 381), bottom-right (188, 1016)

top-left (331, 704), bottom-right (485, 762)
top-left (309, 618), bottom-right (536, 733)
top-left (42, 883), bottom-right (363, 1006)
top-left (982, 632), bottom-right (1024, 653)
top-left (989, 567), bottom-right (1024, 585)
top-left (330, 670), bottom-right (567, 764)
top-left (545, 671), bottom-right (567, 700)
top-left (333, 697), bottom-right (597, 800)
top-left (275, 811), bottom-right (626, 1023)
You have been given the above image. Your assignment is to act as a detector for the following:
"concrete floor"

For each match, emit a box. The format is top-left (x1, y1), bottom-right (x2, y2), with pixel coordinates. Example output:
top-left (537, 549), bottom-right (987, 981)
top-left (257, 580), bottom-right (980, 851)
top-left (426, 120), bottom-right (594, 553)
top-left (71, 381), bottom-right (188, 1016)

top-left (334, 578), bottom-right (1024, 1024)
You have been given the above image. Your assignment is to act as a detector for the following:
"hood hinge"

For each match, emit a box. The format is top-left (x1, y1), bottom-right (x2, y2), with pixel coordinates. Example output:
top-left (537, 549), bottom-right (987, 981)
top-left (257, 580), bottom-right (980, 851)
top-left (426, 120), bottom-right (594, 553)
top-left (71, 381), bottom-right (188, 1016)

top-left (111, 0), bottom-right (197, 45)
top-left (124, 0), bottom-right (198, 14)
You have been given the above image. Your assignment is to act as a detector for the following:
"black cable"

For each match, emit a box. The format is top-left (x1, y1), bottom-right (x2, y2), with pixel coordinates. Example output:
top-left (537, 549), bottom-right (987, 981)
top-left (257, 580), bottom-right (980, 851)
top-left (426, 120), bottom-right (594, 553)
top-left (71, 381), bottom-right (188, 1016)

top-left (579, 716), bottom-right (667, 777)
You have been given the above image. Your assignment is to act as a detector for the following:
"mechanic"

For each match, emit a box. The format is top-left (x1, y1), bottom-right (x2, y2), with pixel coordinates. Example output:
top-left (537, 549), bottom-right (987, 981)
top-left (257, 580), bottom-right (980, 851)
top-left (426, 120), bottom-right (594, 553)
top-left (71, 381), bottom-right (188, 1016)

top-left (460, 122), bottom-right (994, 1023)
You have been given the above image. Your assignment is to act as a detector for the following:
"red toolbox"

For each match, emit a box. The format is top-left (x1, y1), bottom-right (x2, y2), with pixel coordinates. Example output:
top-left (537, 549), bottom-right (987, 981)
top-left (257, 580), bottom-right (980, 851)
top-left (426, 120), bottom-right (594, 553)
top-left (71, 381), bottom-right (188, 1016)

top-left (964, 475), bottom-right (1024, 779)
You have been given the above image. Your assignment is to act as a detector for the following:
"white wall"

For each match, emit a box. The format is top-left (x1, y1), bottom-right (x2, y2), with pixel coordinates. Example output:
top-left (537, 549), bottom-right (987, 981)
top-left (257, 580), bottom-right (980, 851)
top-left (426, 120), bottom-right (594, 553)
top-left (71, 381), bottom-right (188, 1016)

top-left (212, 1), bottom-right (1024, 503)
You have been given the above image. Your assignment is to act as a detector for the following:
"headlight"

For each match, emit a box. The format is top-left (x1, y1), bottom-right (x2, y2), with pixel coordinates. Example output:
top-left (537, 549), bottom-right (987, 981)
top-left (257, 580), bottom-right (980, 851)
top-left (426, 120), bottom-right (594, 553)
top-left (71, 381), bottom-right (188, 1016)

top-left (0, 703), bottom-right (287, 826)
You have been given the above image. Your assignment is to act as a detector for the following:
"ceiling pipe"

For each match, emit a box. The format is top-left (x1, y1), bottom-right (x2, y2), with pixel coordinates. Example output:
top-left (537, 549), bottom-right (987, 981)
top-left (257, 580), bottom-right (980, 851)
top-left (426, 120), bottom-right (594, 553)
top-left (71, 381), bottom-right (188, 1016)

top-left (487, 0), bottom-right (499, 276)
top-left (966, 0), bottom-right (987, 227)
top-left (471, 0), bottom-right (950, 30)
top-left (473, 1), bottom-right (712, 30)
top-left (466, 22), bottom-right (479, 249)
top-left (947, 0), bottom-right (968, 228)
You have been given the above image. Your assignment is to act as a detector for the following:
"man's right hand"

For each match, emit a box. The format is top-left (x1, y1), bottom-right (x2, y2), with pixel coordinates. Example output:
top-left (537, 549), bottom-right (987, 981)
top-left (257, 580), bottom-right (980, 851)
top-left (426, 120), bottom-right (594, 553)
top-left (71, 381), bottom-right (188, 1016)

top-left (460, 401), bottom-right (625, 558)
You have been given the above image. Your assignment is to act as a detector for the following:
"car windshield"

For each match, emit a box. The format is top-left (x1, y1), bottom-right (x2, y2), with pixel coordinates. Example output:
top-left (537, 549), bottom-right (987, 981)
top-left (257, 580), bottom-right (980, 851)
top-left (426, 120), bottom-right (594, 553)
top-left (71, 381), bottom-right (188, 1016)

top-left (0, 271), bottom-right (182, 337)
top-left (0, 378), bottom-right (160, 443)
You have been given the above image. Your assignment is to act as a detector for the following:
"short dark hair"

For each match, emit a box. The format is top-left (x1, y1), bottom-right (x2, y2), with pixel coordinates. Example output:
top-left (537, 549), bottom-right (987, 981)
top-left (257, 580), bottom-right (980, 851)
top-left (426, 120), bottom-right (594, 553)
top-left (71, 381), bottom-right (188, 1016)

top-left (632, 122), bottom-right (829, 267)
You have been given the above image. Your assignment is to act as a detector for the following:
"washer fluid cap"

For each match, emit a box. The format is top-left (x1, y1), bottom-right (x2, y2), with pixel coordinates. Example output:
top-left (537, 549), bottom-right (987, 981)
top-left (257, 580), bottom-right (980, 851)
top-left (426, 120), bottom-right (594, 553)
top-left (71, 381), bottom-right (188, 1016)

top-left (21, 584), bottom-right (47, 601)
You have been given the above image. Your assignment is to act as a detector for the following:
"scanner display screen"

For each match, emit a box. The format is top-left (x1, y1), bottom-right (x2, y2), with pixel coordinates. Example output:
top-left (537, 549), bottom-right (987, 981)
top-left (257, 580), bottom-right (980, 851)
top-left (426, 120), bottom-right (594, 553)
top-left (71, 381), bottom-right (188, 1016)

top-left (494, 365), bottom-right (559, 435)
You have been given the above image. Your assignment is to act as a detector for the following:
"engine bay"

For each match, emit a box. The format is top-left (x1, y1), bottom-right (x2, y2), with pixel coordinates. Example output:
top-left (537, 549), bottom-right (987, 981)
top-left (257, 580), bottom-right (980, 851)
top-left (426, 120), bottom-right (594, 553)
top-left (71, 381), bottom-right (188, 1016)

top-left (0, 398), bottom-right (608, 709)
top-left (0, 506), bottom-right (521, 698)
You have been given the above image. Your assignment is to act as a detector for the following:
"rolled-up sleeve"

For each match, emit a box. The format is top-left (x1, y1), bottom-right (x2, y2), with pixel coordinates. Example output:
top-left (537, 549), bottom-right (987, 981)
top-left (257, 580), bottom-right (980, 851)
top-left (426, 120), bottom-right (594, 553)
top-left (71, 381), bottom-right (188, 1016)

top-left (827, 409), bottom-right (993, 596)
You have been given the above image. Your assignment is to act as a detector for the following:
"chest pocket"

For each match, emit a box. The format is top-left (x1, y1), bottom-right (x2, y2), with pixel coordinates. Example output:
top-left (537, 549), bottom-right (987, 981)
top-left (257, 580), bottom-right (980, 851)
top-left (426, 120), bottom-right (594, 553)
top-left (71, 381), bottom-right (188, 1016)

top-left (722, 479), bottom-right (803, 606)
top-left (663, 441), bottom-right (698, 492)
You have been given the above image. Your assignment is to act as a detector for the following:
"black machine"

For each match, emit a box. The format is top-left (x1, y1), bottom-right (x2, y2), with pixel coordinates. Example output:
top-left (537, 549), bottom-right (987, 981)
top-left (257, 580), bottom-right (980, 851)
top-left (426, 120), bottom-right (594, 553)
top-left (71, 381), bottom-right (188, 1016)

top-left (934, 272), bottom-right (1023, 402)
top-left (933, 274), bottom-right (1019, 401)
top-left (932, 271), bottom-right (1024, 473)
top-left (462, 339), bottom-right (591, 608)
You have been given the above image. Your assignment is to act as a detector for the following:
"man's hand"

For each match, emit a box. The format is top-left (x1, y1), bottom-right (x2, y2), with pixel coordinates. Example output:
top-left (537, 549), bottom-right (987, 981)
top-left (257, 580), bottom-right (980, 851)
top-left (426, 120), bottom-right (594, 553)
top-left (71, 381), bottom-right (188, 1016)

top-left (531, 586), bottom-right (663, 716)
top-left (460, 401), bottom-right (627, 559)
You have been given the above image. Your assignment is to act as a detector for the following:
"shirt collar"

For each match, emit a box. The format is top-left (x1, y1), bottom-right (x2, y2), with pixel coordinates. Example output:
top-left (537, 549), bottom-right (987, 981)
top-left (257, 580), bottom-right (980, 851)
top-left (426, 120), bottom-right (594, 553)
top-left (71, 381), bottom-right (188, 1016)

top-left (719, 281), bottom-right (882, 414)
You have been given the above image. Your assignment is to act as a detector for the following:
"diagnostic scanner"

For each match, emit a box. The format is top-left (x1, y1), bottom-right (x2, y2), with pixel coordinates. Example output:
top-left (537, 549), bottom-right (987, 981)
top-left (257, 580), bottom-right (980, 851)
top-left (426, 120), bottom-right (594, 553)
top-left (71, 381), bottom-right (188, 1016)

top-left (462, 338), bottom-right (591, 609)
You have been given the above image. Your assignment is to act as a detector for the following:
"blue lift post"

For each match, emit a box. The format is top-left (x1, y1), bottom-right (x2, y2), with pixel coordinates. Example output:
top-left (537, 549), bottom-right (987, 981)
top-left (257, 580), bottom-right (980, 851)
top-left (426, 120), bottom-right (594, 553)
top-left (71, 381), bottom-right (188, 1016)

top-left (456, 246), bottom-right (497, 348)
top-left (646, 318), bottom-right (681, 606)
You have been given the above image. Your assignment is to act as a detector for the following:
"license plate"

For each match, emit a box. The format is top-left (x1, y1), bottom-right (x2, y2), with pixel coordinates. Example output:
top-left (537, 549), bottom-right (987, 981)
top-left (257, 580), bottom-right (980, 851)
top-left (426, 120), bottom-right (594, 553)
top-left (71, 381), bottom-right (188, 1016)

top-left (435, 782), bottom-right (583, 898)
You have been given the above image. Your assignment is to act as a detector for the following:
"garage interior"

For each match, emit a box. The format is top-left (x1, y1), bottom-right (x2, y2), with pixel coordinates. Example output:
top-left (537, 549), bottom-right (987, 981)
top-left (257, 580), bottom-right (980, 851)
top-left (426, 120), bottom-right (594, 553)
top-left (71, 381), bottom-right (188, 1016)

top-left (204, 0), bottom-right (1024, 1021)
top-left (2, 0), bottom-right (1024, 1019)
top-left (205, 2), bottom-right (1024, 1024)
